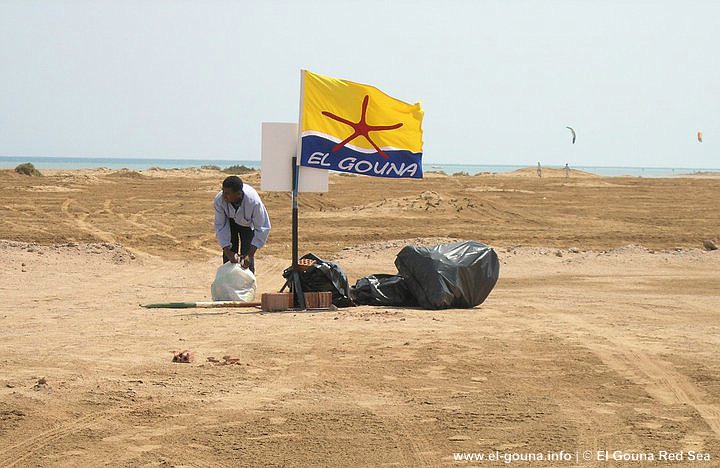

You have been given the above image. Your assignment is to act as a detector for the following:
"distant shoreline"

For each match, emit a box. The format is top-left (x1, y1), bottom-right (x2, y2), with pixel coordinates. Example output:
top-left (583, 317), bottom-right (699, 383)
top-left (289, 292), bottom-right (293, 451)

top-left (1, 156), bottom-right (719, 178)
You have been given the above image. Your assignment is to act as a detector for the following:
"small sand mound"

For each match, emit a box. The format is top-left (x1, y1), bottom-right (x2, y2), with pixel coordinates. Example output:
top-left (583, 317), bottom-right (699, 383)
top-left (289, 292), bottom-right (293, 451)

top-left (347, 191), bottom-right (477, 213)
top-left (419, 190), bottom-right (441, 206)
top-left (108, 169), bottom-right (145, 179)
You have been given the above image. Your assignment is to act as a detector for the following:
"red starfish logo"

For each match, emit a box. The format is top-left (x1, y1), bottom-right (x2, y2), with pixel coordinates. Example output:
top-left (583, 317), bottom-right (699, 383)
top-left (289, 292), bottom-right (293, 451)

top-left (322, 95), bottom-right (403, 159)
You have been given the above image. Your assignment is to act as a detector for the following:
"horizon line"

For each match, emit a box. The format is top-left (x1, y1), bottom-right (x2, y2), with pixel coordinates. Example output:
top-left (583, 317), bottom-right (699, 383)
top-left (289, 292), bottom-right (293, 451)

top-left (0, 155), bottom-right (718, 171)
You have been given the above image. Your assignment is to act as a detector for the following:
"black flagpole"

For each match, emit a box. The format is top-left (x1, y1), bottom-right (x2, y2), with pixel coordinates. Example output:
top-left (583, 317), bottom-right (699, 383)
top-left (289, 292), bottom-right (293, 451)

top-left (290, 155), bottom-right (306, 309)
top-left (281, 69), bottom-right (307, 310)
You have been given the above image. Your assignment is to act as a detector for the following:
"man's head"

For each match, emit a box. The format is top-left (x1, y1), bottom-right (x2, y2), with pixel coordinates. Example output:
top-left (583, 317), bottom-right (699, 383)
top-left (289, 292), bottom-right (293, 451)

top-left (222, 176), bottom-right (244, 204)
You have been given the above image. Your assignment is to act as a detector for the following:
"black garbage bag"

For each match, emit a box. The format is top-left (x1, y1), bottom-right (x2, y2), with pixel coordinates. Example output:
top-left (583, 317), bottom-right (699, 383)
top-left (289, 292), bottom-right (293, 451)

top-left (283, 253), bottom-right (353, 307)
top-left (350, 274), bottom-right (417, 307)
top-left (394, 240), bottom-right (500, 309)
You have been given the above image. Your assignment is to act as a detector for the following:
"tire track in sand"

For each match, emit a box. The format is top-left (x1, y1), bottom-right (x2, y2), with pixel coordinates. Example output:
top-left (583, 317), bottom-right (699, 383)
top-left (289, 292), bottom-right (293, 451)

top-left (60, 198), bottom-right (117, 244)
top-left (0, 413), bottom-right (104, 467)
top-left (61, 198), bottom-right (149, 257)
top-left (349, 390), bottom-right (437, 467)
top-left (547, 312), bottom-right (720, 438)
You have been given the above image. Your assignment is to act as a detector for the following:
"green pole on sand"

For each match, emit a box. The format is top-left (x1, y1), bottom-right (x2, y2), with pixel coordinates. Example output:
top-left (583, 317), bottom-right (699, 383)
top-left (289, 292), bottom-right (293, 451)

top-left (141, 301), bottom-right (261, 309)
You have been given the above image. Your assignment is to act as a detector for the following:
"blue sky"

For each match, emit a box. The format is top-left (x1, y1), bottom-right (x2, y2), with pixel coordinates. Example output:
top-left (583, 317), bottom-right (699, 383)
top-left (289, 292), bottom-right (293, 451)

top-left (1, 0), bottom-right (717, 167)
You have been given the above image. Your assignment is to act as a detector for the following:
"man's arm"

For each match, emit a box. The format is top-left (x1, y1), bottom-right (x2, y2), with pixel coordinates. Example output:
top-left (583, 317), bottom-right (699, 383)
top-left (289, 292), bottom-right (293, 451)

top-left (241, 201), bottom-right (270, 267)
top-left (249, 201), bottom-right (271, 251)
top-left (214, 195), bottom-right (238, 263)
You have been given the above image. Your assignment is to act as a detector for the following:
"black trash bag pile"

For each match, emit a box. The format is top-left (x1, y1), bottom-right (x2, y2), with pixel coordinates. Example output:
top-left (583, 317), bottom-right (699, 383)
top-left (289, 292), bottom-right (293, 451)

top-left (351, 240), bottom-right (500, 309)
top-left (351, 274), bottom-right (417, 307)
top-left (283, 253), bottom-right (353, 307)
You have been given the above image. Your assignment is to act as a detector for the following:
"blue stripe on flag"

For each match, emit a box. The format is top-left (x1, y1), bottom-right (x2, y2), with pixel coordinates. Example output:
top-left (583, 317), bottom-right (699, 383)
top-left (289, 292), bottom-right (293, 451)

top-left (300, 135), bottom-right (423, 179)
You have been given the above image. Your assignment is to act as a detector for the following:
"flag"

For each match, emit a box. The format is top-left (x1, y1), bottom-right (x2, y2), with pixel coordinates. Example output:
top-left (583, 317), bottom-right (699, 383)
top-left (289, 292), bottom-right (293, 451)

top-left (299, 70), bottom-right (424, 179)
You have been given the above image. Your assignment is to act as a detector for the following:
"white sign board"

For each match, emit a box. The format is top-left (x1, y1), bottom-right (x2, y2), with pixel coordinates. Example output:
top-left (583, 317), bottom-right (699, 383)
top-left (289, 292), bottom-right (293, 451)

top-left (260, 122), bottom-right (328, 192)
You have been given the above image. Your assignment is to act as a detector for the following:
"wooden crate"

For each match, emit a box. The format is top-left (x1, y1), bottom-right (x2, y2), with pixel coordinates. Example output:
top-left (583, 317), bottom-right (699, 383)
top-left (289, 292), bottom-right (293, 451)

top-left (304, 291), bottom-right (333, 309)
top-left (261, 292), bottom-right (294, 312)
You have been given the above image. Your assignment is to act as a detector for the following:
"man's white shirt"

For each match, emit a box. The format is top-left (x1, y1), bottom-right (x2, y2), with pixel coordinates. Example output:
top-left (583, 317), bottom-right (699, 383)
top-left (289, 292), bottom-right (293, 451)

top-left (213, 185), bottom-right (271, 250)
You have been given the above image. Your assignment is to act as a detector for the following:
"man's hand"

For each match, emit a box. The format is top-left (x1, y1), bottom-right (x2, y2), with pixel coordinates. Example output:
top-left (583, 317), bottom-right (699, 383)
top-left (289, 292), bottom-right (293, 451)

top-left (240, 245), bottom-right (257, 270)
top-left (223, 247), bottom-right (239, 263)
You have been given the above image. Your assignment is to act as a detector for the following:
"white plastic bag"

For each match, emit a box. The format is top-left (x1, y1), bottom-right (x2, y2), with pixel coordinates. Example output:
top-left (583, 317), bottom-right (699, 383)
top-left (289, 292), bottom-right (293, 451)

top-left (211, 262), bottom-right (257, 302)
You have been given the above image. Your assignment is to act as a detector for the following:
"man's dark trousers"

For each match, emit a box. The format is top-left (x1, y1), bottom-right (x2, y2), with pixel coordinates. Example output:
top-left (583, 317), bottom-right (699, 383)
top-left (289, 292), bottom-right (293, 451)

top-left (222, 219), bottom-right (255, 273)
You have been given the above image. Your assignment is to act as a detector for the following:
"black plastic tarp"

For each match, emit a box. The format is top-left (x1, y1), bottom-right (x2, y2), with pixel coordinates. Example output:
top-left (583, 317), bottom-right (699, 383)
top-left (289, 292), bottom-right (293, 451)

top-left (283, 253), bottom-right (353, 307)
top-left (394, 240), bottom-right (500, 309)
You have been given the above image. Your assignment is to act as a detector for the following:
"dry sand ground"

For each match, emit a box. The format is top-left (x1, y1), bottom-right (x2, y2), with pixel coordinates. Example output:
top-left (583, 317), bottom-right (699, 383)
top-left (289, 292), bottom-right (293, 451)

top-left (1, 168), bottom-right (719, 467)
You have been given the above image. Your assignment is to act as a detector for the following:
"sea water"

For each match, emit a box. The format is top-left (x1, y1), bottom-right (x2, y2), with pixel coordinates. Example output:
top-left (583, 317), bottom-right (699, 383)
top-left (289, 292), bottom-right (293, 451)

top-left (1, 156), bottom-right (717, 178)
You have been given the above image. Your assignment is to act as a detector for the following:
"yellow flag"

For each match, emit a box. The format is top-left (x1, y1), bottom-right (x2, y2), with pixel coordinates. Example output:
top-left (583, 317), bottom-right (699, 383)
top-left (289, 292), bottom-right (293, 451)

top-left (299, 70), bottom-right (424, 179)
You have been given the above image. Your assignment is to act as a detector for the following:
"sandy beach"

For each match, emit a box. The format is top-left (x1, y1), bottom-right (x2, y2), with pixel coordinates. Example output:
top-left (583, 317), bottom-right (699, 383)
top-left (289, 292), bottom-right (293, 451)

top-left (1, 167), bottom-right (719, 467)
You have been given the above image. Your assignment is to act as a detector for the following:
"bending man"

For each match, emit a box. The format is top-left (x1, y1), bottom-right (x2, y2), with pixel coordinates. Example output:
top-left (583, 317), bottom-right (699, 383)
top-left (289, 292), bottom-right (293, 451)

top-left (214, 175), bottom-right (271, 273)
